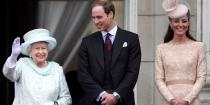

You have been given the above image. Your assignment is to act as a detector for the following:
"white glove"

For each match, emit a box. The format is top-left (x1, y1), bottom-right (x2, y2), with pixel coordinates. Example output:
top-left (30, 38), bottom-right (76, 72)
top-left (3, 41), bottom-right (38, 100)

top-left (8, 37), bottom-right (21, 64)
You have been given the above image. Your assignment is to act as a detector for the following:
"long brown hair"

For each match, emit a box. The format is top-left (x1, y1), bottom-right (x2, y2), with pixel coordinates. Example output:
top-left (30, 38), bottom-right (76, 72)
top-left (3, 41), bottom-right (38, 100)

top-left (164, 11), bottom-right (196, 43)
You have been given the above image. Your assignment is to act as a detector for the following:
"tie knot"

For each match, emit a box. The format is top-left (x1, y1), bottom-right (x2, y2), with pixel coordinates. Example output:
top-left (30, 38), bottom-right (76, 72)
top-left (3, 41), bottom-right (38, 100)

top-left (105, 33), bottom-right (111, 42)
top-left (106, 33), bottom-right (111, 37)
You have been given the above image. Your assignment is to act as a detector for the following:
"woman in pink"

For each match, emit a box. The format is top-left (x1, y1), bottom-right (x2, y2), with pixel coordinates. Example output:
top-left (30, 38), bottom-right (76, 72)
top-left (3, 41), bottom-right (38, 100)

top-left (155, 0), bottom-right (207, 105)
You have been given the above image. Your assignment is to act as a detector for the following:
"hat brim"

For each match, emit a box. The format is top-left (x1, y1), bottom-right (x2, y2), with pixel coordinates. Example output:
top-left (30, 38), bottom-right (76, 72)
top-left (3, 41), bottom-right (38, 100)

top-left (21, 36), bottom-right (57, 56)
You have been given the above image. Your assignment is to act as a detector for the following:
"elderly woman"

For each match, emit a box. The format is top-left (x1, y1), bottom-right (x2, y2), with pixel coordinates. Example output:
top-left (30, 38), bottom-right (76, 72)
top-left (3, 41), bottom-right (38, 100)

top-left (155, 0), bottom-right (207, 105)
top-left (3, 29), bottom-right (72, 105)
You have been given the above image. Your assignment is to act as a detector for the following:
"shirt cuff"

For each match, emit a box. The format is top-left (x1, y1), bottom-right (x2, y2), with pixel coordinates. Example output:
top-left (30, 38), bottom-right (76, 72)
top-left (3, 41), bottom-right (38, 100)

top-left (96, 91), bottom-right (106, 102)
top-left (113, 92), bottom-right (121, 101)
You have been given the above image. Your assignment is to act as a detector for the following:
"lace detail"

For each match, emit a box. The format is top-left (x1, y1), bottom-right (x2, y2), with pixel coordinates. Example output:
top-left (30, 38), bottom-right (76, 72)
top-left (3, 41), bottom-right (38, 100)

top-left (155, 41), bottom-right (207, 105)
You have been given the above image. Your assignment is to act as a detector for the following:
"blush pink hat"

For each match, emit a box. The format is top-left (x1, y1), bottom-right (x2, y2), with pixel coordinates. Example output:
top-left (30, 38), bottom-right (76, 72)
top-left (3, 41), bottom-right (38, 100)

top-left (162, 0), bottom-right (189, 18)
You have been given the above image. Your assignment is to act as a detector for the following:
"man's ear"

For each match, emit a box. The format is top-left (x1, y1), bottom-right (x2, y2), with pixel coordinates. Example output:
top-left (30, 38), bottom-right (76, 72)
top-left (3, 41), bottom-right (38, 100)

top-left (108, 11), bottom-right (114, 18)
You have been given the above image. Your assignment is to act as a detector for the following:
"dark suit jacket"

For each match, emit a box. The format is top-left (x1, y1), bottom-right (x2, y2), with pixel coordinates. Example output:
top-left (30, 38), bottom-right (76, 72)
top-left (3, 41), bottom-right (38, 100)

top-left (78, 27), bottom-right (141, 105)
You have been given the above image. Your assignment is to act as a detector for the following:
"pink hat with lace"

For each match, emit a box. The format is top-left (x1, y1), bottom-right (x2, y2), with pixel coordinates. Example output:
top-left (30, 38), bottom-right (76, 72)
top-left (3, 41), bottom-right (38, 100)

top-left (162, 0), bottom-right (189, 18)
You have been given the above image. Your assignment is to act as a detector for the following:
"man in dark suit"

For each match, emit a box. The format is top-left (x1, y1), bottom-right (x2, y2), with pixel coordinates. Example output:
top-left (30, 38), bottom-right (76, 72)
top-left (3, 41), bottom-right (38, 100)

top-left (78, 0), bottom-right (141, 105)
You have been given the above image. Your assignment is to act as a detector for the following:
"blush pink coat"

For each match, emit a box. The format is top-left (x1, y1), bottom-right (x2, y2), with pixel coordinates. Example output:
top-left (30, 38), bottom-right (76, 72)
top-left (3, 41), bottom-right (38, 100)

top-left (155, 41), bottom-right (207, 105)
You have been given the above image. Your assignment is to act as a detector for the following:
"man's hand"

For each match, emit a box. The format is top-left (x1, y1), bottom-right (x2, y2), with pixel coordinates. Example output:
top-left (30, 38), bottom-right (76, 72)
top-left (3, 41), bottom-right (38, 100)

top-left (101, 93), bottom-right (117, 105)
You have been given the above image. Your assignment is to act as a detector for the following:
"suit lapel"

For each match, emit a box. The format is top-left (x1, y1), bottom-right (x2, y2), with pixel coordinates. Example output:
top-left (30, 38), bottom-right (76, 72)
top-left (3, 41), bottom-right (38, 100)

top-left (95, 33), bottom-right (105, 69)
top-left (111, 28), bottom-right (124, 68)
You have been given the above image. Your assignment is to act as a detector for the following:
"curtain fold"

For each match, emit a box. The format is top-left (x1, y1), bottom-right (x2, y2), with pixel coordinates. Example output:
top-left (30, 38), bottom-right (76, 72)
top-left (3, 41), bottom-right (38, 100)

top-left (37, 1), bottom-right (93, 72)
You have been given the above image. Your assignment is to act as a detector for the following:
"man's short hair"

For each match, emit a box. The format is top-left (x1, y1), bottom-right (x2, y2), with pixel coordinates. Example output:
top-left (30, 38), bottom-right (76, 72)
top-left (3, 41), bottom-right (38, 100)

top-left (92, 0), bottom-right (115, 18)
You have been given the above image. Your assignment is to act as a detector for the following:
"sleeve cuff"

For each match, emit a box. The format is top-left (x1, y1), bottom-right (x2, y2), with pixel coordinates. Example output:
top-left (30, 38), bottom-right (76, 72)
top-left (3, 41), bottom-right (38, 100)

top-left (113, 92), bottom-right (121, 101)
top-left (183, 97), bottom-right (191, 104)
top-left (167, 97), bottom-right (175, 102)
top-left (96, 91), bottom-right (106, 102)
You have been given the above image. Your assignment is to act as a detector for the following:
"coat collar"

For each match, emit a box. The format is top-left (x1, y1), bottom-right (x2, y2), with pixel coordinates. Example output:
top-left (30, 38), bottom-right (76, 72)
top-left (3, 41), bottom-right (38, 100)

top-left (111, 28), bottom-right (124, 68)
